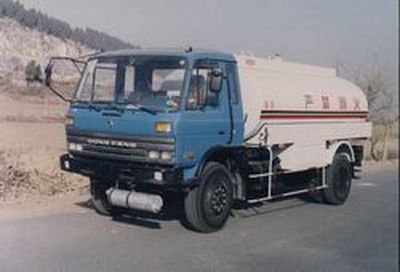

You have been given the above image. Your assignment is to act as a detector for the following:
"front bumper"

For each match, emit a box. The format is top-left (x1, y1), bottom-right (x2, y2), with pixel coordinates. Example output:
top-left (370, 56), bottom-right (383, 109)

top-left (60, 153), bottom-right (184, 185)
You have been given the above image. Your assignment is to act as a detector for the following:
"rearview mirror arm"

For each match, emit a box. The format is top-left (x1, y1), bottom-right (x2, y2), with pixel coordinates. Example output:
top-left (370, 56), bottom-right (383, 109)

top-left (49, 56), bottom-right (87, 75)
top-left (45, 84), bottom-right (72, 103)
top-left (43, 56), bottom-right (86, 103)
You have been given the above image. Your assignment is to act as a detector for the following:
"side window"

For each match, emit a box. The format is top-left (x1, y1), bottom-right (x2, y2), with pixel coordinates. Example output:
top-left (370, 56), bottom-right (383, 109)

top-left (186, 60), bottom-right (222, 110)
top-left (226, 63), bottom-right (239, 104)
top-left (187, 68), bottom-right (208, 110)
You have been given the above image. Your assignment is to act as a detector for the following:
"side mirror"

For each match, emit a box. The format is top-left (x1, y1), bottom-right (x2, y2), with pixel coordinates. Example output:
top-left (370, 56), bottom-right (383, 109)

top-left (209, 68), bottom-right (223, 92)
top-left (42, 58), bottom-right (72, 103)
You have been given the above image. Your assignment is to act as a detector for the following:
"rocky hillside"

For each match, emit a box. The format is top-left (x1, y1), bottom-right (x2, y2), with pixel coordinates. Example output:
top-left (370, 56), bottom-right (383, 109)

top-left (0, 17), bottom-right (91, 80)
top-left (0, 0), bottom-right (134, 50)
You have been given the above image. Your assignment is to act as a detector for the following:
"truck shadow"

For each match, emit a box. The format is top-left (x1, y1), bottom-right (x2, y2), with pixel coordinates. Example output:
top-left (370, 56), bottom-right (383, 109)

top-left (75, 193), bottom-right (319, 231)
top-left (74, 193), bottom-right (188, 230)
top-left (112, 200), bottom-right (186, 230)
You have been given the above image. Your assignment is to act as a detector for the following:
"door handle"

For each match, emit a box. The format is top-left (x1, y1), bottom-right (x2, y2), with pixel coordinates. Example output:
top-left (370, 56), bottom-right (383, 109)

top-left (218, 131), bottom-right (226, 135)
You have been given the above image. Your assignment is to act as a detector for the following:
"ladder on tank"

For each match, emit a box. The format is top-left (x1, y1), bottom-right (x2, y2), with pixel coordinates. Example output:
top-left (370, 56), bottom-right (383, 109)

top-left (247, 146), bottom-right (328, 204)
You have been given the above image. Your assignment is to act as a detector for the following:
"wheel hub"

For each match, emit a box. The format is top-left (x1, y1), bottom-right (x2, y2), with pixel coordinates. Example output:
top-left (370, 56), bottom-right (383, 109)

top-left (210, 185), bottom-right (228, 215)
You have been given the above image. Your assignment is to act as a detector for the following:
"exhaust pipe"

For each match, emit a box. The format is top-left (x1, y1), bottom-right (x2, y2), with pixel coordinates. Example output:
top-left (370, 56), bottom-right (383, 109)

top-left (106, 188), bottom-right (163, 213)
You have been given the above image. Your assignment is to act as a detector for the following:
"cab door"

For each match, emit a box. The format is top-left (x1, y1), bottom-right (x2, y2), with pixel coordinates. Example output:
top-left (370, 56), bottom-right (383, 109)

top-left (178, 59), bottom-right (231, 167)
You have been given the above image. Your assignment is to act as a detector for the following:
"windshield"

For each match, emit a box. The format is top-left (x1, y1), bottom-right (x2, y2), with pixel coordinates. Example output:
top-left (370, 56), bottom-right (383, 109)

top-left (75, 56), bottom-right (187, 111)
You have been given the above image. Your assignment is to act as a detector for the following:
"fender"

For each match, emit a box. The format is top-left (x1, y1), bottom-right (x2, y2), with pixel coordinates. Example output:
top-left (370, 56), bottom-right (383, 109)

top-left (194, 145), bottom-right (242, 177)
top-left (191, 145), bottom-right (245, 200)
top-left (324, 141), bottom-right (355, 165)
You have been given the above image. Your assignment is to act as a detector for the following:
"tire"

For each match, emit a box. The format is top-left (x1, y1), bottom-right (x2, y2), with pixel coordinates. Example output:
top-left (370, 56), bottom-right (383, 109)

top-left (90, 178), bottom-right (113, 216)
top-left (184, 162), bottom-right (234, 233)
top-left (323, 153), bottom-right (353, 205)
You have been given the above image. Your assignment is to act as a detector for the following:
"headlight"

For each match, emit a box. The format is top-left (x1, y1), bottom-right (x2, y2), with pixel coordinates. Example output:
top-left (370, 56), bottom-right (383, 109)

top-left (75, 144), bottom-right (83, 151)
top-left (148, 150), bottom-right (160, 159)
top-left (154, 122), bottom-right (172, 133)
top-left (160, 151), bottom-right (173, 160)
top-left (68, 143), bottom-right (77, 150)
top-left (68, 143), bottom-right (83, 151)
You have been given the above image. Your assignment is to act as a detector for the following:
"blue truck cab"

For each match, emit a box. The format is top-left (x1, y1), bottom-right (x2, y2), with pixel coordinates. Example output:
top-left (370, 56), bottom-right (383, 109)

top-left (56, 49), bottom-right (246, 231)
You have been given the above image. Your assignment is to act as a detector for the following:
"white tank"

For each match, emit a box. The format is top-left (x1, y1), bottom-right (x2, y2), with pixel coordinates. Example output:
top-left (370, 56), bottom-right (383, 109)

top-left (235, 53), bottom-right (369, 144)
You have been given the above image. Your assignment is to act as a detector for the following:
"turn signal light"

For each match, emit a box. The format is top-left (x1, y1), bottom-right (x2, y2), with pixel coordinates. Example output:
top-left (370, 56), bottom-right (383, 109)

top-left (154, 122), bottom-right (172, 133)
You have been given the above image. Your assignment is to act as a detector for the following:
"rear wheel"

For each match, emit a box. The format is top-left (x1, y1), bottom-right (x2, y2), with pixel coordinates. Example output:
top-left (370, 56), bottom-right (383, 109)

top-left (90, 178), bottom-right (113, 216)
top-left (184, 162), bottom-right (234, 233)
top-left (323, 153), bottom-right (353, 205)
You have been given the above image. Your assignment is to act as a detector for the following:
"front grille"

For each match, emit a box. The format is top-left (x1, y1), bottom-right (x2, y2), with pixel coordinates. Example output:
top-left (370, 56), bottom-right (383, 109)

top-left (66, 132), bottom-right (175, 164)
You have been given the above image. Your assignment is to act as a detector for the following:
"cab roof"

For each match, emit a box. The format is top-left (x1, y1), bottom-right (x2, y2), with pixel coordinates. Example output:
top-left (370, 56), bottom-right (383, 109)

top-left (93, 48), bottom-right (236, 62)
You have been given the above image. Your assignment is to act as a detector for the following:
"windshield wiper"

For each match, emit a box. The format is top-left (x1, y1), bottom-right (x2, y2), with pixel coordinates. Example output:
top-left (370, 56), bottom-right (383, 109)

top-left (125, 103), bottom-right (157, 115)
top-left (85, 101), bottom-right (124, 113)
top-left (87, 102), bottom-right (101, 111)
top-left (108, 103), bottom-right (125, 113)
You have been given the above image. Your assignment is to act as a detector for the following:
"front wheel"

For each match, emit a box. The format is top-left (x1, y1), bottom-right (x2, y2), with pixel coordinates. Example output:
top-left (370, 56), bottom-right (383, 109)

top-left (323, 153), bottom-right (353, 205)
top-left (184, 162), bottom-right (234, 233)
top-left (90, 178), bottom-right (113, 216)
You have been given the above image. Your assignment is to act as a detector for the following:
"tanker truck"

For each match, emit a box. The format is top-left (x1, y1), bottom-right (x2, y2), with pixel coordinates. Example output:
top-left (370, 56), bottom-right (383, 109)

top-left (44, 48), bottom-right (371, 232)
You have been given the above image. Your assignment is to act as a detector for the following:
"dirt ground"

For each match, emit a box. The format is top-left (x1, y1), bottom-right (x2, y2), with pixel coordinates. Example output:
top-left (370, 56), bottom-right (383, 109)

top-left (0, 82), bottom-right (86, 205)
